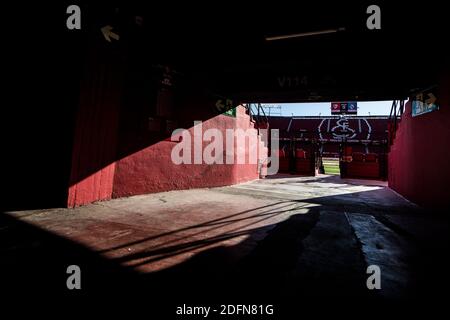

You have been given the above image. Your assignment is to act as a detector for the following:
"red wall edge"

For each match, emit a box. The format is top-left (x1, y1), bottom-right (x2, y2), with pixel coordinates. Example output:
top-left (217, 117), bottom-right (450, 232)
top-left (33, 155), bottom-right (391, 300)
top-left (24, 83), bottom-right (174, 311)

top-left (67, 44), bottom-right (123, 208)
top-left (388, 74), bottom-right (450, 209)
top-left (112, 106), bottom-right (262, 198)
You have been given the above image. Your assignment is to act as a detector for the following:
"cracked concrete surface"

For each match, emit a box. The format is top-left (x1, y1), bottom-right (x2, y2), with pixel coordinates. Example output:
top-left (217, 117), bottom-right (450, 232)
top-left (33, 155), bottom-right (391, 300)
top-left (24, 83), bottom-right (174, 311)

top-left (2, 174), bottom-right (449, 313)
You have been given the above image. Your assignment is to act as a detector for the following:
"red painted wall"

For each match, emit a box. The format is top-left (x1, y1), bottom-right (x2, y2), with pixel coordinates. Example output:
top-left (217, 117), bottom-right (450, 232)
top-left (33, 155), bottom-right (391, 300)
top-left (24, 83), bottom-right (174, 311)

top-left (68, 73), bottom-right (265, 207)
top-left (388, 74), bottom-right (450, 209)
top-left (67, 34), bottom-right (267, 207)
top-left (67, 44), bottom-right (123, 208)
top-left (112, 106), bottom-right (263, 198)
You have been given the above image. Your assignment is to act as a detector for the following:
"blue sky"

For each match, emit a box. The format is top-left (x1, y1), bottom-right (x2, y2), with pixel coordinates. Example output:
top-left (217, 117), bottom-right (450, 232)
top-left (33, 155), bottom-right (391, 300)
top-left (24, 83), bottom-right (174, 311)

top-left (262, 101), bottom-right (393, 116)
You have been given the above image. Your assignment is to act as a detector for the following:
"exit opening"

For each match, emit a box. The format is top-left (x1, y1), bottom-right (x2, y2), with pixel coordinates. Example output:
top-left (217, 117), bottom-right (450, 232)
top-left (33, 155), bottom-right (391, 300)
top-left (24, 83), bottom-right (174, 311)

top-left (249, 101), bottom-right (393, 181)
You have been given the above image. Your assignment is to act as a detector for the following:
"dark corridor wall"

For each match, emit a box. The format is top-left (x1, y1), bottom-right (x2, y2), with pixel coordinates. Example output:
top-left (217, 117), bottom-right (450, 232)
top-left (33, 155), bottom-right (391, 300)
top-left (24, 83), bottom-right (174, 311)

top-left (388, 74), bottom-right (450, 210)
top-left (67, 41), bottom-right (123, 208)
top-left (2, 3), bottom-right (84, 210)
top-left (66, 29), bottom-right (263, 207)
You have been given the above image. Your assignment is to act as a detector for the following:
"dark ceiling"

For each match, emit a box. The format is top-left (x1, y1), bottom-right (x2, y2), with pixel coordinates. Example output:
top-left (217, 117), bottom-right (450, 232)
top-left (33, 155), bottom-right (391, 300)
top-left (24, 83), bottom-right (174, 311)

top-left (8, 1), bottom-right (449, 103)
top-left (129, 2), bottom-right (448, 102)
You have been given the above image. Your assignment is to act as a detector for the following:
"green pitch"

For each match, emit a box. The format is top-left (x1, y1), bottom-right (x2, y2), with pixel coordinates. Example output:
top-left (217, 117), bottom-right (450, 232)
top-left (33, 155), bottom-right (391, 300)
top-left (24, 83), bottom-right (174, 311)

top-left (323, 159), bottom-right (340, 175)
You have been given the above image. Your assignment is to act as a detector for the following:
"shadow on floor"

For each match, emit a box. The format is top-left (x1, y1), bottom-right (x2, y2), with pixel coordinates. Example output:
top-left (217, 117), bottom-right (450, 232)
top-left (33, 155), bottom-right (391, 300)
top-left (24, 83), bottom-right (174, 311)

top-left (1, 187), bottom-right (449, 316)
top-left (266, 173), bottom-right (385, 186)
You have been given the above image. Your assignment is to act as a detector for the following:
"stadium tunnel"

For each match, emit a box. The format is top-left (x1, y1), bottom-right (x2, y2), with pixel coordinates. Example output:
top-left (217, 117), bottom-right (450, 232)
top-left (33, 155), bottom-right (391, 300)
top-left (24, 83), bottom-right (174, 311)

top-left (4, 2), bottom-right (448, 210)
top-left (2, 1), bottom-right (450, 311)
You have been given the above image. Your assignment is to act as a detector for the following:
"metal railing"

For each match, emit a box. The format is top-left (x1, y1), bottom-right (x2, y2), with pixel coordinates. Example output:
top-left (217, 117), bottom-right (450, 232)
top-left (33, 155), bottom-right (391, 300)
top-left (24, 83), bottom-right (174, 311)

top-left (246, 103), bottom-right (269, 127)
top-left (388, 100), bottom-right (405, 147)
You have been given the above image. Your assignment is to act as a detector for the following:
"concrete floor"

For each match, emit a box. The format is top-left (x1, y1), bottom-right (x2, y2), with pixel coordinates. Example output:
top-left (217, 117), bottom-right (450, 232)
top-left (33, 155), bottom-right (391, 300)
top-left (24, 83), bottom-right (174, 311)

top-left (2, 174), bottom-right (449, 315)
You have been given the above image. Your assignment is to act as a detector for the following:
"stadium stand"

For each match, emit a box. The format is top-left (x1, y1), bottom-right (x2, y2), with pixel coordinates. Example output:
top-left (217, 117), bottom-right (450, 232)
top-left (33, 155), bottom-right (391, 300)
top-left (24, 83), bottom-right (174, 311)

top-left (268, 115), bottom-right (389, 179)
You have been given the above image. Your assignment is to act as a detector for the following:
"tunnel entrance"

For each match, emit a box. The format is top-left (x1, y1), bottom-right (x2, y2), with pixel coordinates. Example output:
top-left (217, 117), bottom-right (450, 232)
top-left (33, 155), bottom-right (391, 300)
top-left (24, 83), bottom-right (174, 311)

top-left (2, 3), bottom-right (449, 316)
top-left (251, 102), bottom-right (390, 181)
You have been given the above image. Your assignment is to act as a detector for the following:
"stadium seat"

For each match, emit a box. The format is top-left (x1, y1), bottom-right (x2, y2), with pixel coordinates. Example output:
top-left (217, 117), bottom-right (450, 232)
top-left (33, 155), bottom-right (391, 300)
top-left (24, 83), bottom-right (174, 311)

top-left (295, 149), bottom-right (306, 159)
top-left (352, 152), bottom-right (365, 162)
top-left (365, 153), bottom-right (378, 162)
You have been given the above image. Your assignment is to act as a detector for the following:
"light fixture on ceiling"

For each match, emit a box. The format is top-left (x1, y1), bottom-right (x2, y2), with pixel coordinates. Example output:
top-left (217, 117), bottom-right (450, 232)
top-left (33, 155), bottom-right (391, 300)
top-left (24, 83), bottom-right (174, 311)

top-left (265, 27), bottom-right (346, 41)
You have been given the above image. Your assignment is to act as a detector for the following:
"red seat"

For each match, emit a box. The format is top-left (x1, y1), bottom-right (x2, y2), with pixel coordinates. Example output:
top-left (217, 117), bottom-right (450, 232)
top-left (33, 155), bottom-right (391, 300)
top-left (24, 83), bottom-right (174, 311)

top-left (344, 146), bottom-right (353, 156)
top-left (295, 149), bottom-right (306, 159)
top-left (352, 152), bottom-right (365, 162)
top-left (347, 162), bottom-right (380, 178)
top-left (365, 153), bottom-right (378, 162)
top-left (278, 148), bottom-right (290, 172)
